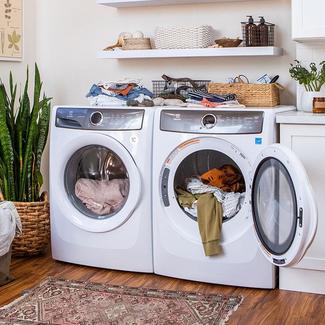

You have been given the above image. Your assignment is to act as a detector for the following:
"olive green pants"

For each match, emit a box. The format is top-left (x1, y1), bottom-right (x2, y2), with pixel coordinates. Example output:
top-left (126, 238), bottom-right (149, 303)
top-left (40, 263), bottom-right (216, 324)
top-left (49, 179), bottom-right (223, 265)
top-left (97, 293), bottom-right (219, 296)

top-left (197, 193), bottom-right (223, 256)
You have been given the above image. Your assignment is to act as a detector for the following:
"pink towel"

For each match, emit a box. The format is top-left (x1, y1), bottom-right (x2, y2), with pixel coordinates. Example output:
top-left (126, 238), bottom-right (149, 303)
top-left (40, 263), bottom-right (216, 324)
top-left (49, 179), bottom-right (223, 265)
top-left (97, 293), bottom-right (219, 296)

top-left (75, 178), bottom-right (129, 216)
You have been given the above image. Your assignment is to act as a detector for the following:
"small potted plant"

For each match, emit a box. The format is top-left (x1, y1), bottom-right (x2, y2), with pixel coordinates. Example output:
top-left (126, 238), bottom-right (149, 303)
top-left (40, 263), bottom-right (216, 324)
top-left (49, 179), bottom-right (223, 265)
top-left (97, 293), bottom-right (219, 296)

top-left (289, 60), bottom-right (325, 113)
top-left (0, 64), bottom-right (51, 257)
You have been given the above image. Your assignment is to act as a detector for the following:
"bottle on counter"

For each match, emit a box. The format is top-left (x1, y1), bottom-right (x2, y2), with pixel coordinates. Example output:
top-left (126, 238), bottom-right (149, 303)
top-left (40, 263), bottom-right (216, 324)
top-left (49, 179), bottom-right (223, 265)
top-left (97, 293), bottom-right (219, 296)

top-left (258, 16), bottom-right (269, 46)
top-left (245, 16), bottom-right (258, 47)
top-left (313, 97), bottom-right (325, 114)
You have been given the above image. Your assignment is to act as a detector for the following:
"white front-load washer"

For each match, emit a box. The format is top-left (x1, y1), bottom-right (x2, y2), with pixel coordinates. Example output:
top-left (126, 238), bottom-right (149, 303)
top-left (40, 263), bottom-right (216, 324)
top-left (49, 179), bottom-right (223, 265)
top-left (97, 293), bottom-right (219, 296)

top-left (50, 106), bottom-right (153, 272)
top-left (153, 106), bottom-right (318, 288)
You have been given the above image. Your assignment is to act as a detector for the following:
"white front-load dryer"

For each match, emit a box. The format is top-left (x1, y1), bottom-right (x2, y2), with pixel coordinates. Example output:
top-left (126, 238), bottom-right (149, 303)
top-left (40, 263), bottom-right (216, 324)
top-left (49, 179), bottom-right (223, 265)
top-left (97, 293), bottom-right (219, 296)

top-left (152, 106), bottom-right (318, 288)
top-left (50, 106), bottom-right (153, 272)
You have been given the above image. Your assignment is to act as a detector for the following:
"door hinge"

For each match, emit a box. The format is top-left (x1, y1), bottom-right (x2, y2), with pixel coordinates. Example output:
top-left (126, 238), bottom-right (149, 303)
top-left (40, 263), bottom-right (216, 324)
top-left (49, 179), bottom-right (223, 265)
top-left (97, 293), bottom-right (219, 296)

top-left (298, 207), bottom-right (303, 227)
top-left (273, 258), bottom-right (286, 265)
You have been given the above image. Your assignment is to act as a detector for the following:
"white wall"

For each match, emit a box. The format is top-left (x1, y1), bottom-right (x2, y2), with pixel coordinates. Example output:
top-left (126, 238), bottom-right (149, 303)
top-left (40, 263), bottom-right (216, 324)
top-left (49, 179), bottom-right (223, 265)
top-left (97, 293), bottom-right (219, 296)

top-left (36, 0), bottom-right (296, 106)
top-left (0, 0), bottom-right (36, 89)
top-left (1, 0), bottom-right (294, 196)
top-left (0, 0), bottom-right (50, 194)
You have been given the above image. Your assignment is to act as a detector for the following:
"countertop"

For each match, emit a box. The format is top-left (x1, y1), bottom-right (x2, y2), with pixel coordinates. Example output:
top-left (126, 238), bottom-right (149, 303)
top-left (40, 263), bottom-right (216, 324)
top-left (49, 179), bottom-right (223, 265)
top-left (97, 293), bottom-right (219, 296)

top-left (276, 110), bottom-right (325, 125)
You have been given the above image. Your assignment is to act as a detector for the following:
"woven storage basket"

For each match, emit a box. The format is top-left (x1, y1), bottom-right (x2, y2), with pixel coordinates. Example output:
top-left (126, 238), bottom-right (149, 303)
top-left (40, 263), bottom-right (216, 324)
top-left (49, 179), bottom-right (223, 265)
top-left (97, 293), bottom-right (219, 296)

top-left (154, 25), bottom-right (213, 49)
top-left (122, 38), bottom-right (152, 50)
top-left (208, 83), bottom-right (281, 107)
top-left (12, 199), bottom-right (50, 257)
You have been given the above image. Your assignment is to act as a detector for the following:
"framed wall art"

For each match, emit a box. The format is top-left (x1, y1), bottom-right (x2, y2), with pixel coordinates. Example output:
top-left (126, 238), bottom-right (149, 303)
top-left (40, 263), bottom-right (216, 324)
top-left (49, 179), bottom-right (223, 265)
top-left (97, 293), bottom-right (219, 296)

top-left (0, 0), bottom-right (22, 61)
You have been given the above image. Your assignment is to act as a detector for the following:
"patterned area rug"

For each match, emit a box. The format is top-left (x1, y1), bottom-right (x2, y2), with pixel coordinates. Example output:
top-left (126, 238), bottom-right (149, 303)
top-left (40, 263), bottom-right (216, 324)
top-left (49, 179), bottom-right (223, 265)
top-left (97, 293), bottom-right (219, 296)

top-left (0, 277), bottom-right (243, 324)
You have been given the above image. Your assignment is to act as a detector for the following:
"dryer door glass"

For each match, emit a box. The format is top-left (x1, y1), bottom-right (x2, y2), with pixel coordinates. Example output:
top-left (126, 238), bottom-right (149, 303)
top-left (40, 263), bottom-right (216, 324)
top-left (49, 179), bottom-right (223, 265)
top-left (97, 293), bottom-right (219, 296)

top-left (64, 145), bottom-right (129, 219)
top-left (252, 158), bottom-right (297, 255)
top-left (251, 144), bottom-right (317, 266)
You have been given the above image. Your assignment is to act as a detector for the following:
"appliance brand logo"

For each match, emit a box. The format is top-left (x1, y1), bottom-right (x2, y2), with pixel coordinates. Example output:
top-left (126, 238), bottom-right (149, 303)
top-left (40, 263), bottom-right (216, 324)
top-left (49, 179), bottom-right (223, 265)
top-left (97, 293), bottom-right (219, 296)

top-left (255, 138), bottom-right (262, 145)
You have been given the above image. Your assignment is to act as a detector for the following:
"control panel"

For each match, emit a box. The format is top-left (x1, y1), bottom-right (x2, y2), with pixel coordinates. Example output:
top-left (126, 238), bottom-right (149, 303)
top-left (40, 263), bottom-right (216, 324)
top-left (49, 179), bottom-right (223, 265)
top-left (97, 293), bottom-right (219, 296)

top-left (160, 110), bottom-right (264, 134)
top-left (55, 107), bottom-right (144, 130)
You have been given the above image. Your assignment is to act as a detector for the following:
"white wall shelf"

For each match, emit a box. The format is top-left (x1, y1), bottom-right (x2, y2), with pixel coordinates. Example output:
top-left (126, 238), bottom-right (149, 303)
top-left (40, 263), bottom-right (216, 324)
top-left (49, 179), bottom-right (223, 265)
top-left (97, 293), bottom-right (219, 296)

top-left (97, 0), bottom-right (250, 8)
top-left (97, 47), bottom-right (283, 59)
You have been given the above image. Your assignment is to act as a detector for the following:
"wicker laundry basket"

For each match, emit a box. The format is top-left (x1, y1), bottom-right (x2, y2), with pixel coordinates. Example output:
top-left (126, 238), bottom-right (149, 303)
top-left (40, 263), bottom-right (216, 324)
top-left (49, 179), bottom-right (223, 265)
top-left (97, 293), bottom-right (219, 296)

top-left (154, 25), bottom-right (214, 49)
top-left (12, 197), bottom-right (50, 257)
top-left (208, 82), bottom-right (281, 107)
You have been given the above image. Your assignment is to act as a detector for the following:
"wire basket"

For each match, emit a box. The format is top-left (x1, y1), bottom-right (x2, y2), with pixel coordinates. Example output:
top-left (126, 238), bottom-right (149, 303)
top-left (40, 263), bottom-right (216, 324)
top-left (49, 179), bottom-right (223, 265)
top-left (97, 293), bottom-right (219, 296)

top-left (241, 21), bottom-right (275, 46)
top-left (152, 79), bottom-right (211, 98)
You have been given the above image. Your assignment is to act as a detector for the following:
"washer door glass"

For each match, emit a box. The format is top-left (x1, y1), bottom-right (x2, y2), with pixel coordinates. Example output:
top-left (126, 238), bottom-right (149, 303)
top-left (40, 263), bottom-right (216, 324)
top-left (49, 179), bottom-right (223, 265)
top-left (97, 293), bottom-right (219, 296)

top-left (252, 158), bottom-right (297, 255)
top-left (65, 145), bottom-right (129, 219)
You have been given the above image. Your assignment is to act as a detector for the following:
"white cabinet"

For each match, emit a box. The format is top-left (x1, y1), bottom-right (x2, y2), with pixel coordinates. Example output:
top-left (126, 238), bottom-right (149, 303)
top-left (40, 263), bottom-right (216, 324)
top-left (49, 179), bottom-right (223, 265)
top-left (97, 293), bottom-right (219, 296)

top-left (277, 111), bottom-right (325, 294)
top-left (292, 0), bottom-right (325, 40)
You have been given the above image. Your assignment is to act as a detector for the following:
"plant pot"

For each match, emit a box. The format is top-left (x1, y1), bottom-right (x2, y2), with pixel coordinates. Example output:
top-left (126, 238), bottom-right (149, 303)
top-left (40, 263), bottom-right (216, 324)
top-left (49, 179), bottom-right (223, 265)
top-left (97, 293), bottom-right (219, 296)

top-left (300, 90), bottom-right (325, 112)
top-left (0, 246), bottom-right (13, 286)
top-left (12, 199), bottom-right (50, 257)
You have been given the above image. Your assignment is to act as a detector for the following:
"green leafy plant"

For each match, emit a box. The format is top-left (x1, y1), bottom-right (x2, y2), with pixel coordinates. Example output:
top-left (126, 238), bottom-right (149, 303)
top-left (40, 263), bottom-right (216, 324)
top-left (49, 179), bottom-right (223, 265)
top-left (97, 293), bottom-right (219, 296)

top-left (0, 64), bottom-right (51, 202)
top-left (289, 60), bottom-right (325, 92)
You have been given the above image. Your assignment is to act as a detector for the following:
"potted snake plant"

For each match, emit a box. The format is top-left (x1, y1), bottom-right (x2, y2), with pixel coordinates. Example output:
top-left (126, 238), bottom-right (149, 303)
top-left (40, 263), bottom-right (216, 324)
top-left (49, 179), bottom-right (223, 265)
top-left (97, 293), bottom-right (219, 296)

top-left (0, 64), bottom-right (51, 257)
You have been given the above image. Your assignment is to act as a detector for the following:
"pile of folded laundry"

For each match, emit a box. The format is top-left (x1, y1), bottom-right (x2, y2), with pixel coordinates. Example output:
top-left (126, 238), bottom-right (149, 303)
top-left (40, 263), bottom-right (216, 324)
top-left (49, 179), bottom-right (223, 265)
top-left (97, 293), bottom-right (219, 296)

top-left (175, 164), bottom-right (245, 256)
top-left (87, 78), bottom-right (154, 107)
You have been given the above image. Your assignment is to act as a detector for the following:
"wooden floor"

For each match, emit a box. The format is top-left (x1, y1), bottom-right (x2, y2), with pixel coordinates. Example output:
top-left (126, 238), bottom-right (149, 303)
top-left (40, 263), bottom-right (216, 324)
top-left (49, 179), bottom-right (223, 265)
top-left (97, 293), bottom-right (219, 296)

top-left (0, 252), bottom-right (324, 325)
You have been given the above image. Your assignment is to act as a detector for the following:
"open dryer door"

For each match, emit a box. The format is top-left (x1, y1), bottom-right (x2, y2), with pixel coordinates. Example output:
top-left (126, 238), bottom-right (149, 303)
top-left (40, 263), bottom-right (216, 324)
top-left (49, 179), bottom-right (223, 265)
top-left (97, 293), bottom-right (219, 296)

top-left (250, 144), bottom-right (317, 267)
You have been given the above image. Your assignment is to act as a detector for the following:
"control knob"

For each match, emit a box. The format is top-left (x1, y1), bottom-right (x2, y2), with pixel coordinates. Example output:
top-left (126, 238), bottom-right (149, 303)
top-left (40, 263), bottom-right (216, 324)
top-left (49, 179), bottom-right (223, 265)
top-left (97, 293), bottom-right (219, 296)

top-left (201, 114), bottom-right (217, 129)
top-left (90, 111), bottom-right (103, 126)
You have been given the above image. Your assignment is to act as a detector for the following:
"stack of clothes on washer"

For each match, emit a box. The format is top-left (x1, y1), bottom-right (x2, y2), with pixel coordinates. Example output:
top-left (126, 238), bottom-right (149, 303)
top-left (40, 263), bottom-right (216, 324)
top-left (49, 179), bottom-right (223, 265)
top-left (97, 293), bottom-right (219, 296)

top-left (87, 78), bottom-right (154, 107)
top-left (176, 165), bottom-right (245, 257)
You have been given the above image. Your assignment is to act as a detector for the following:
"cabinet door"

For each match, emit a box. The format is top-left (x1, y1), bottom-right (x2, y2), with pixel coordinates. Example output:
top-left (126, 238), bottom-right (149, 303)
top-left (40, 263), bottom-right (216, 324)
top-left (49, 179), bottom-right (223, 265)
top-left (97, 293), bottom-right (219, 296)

top-left (292, 0), bottom-right (325, 40)
top-left (281, 124), bottom-right (325, 271)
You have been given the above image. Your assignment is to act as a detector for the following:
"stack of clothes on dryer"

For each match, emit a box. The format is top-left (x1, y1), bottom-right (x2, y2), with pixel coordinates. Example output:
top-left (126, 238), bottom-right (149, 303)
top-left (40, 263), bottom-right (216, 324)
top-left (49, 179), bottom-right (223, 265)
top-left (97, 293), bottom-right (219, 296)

top-left (87, 78), bottom-right (154, 107)
top-left (185, 89), bottom-right (244, 108)
top-left (153, 74), bottom-right (244, 108)
top-left (75, 179), bottom-right (129, 216)
top-left (176, 165), bottom-right (245, 257)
